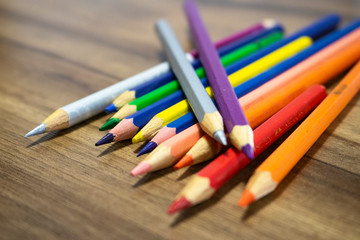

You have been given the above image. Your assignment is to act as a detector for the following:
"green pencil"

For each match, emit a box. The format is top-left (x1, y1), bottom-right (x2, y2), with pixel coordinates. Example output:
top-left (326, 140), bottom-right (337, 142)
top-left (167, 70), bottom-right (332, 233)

top-left (99, 31), bottom-right (283, 131)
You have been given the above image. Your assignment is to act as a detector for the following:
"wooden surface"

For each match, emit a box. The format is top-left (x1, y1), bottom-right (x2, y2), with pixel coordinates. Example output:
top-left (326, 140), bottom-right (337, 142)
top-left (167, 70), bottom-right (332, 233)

top-left (0, 0), bottom-right (359, 239)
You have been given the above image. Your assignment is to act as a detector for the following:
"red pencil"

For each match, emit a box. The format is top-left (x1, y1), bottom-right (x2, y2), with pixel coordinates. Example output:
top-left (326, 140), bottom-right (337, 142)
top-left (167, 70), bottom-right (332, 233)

top-left (168, 84), bottom-right (327, 214)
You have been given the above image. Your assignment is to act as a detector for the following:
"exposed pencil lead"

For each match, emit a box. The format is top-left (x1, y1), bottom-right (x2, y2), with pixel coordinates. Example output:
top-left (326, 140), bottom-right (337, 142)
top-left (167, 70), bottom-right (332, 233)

top-left (174, 155), bottom-right (193, 169)
top-left (131, 162), bottom-right (151, 176)
top-left (99, 118), bottom-right (120, 131)
top-left (104, 104), bottom-right (118, 113)
top-left (24, 123), bottom-right (46, 137)
top-left (213, 130), bottom-right (227, 146)
top-left (238, 189), bottom-right (255, 207)
top-left (137, 141), bottom-right (158, 157)
top-left (95, 133), bottom-right (115, 146)
top-left (132, 131), bottom-right (146, 144)
top-left (242, 144), bottom-right (255, 160)
top-left (167, 196), bottom-right (192, 214)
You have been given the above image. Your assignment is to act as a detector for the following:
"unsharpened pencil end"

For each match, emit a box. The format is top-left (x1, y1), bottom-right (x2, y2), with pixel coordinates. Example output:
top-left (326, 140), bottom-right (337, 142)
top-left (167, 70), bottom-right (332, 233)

top-left (132, 131), bottom-right (146, 144)
top-left (95, 133), bottom-right (115, 146)
top-left (99, 118), bottom-right (120, 131)
top-left (242, 144), bottom-right (255, 160)
top-left (238, 189), bottom-right (255, 207)
top-left (104, 104), bottom-right (117, 113)
top-left (131, 162), bottom-right (151, 176)
top-left (173, 154), bottom-right (193, 170)
top-left (137, 141), bottom-right (158, 157)
top-left (24, 123), bottom-right (46, 137)
top-left (167, 196), bottom-right (192, 214)
top-left (213, 130), bottom-right (227, 146)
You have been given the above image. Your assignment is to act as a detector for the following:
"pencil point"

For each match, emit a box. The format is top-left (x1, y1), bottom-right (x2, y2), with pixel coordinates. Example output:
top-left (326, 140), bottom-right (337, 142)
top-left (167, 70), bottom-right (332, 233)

top-left (131, 162), bottom-right (151, 176)
top-left (95, 133), bottom-right (115, 146)
top-left (104, 104), bottom-right (117, 113)
top-left (213, 130), bottom-right (227, 146)
top-left (238, 189), bottom-right (255, 207)
top-left (24, 123), bottom-right (46, 137)
top-left (132, 131), bottom-right (146, 144)
top-left (137, 141), bottom-right (158, 157)
top-left (167, 196), bottom-right (192, 214)
top-left (99, 118), bottom-right (120, 131)
top-left (174, 154), bottom-right (193, 170)
top-left (242, 144), bottom-right (255, 160)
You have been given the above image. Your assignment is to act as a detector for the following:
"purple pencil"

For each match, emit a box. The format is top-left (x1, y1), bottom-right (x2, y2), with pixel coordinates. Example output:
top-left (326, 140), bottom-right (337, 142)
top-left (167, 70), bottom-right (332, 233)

top-left (184, 0), bottom-right (254, 159)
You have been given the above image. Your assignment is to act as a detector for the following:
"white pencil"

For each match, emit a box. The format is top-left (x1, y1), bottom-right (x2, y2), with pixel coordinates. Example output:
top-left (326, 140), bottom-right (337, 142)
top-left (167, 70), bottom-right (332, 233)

top-left (25, 54), bottom-right (195, 137)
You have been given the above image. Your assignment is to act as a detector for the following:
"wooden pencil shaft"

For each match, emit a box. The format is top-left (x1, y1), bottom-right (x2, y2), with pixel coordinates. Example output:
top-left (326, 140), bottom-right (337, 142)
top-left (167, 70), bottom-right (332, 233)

top-left (156, 19), bottom-right (219, 122)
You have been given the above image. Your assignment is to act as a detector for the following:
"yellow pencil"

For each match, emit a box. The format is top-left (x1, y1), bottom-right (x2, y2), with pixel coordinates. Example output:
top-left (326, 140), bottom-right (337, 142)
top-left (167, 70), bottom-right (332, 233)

top-left (131, 36), bottom-right (312, 143)
top-left (239, 60), bottom-right (360, 207)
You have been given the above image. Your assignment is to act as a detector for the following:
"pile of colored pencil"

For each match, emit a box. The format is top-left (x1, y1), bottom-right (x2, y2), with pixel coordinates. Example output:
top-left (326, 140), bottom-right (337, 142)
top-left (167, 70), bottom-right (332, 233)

top-left (25, 0), bottom-right (360, 215)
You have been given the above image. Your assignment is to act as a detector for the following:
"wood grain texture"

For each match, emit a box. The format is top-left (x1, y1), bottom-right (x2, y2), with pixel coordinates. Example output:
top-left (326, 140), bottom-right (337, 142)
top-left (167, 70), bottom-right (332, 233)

top-left (0, 0), bottom-right (359, 239)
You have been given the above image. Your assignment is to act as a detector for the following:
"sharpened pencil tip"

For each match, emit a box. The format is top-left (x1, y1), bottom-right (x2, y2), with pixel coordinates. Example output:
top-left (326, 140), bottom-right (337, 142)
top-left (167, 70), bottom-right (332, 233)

top-left (137, 141), bottom-right (158, 157)
top-left (167, 196), bottom-right (192, 214)
top-left (242, 144), bottom-right (255, 160)
top-left (104, 104), bottom-right (117, 113)
top-left (99, 118), bottom-right (120, 131)
top-left (95, 133), bottom-right (115, 146)
top-left (131, 162), bottom-right (151, 176)
top-left (213, 130), bottom-right (227, 145)
top-left (174, 154), bottom-right (193, 170)
top-left (132, 131), bottom-right (146, 144)
top-left (238, 189), bottom-right (255, 207)
top-left (24, 123), bottom-right (46, 137)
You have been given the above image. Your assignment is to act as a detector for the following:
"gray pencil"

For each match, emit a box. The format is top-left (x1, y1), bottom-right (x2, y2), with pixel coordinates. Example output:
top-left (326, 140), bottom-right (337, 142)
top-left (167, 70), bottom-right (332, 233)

top-left (155, 19), bottom-right (227, 145)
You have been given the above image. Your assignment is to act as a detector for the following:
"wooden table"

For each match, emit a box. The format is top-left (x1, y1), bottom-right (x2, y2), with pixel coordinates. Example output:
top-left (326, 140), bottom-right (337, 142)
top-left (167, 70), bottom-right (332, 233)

top-left (1, 0), bottom-right (359, 239)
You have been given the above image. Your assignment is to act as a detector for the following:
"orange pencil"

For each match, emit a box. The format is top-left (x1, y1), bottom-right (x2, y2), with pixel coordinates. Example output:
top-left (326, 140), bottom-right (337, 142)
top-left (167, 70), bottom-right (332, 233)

top-left (239, 60), bottom-right (360, 207)
top-left (131, 29), bottom-right (360, 176)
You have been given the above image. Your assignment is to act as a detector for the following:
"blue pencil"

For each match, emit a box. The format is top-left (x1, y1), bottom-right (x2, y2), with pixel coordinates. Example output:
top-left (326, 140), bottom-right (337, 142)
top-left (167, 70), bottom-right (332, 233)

top-left (136, 18), bottom-right (360, 154)
top-left (104, 23), bottom-right (284, 113)
top-left (95, 14), bottom-right (341, 146)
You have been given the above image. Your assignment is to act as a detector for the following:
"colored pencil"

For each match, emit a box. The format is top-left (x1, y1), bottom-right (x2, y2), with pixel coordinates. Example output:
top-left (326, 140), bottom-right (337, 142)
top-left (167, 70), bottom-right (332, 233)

top-left (96, 15), bottom-right (343, 146)
top-left (100, 30), bottom-right (284, 130)
top-left (131, 37), bottom-right (311, 143)
top-left (239, 61), bottom-right (360, 207)
top-left (184, 0), bottom-right (254, 158)
top-left (95, 32), bottom-right (285, 146)
top-left (104, 13), bottom-right (338, 120)
top-left (137, 111), bottom-right (197, 156)
top-left (156, 19), bottom-right (227, 145)
top-left (104, 20), bottom-right (279, 113)
top-left (131, 83), bottom-right (326, 177)
top-left (168, 84), bottom-right (327, 213)
top-left (130, 28), bottom-right (360, 175)
top-left (139, 19), bottom-right (360, 154)
top-left (99, 14), bottom-right (340, 135)
top-left (24, 14), bottom-right (339, 137)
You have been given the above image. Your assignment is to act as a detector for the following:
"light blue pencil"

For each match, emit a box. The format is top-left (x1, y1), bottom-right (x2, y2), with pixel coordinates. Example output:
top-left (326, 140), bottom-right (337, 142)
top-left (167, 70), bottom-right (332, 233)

top-left (155, 19), bottom-right (227, 145)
